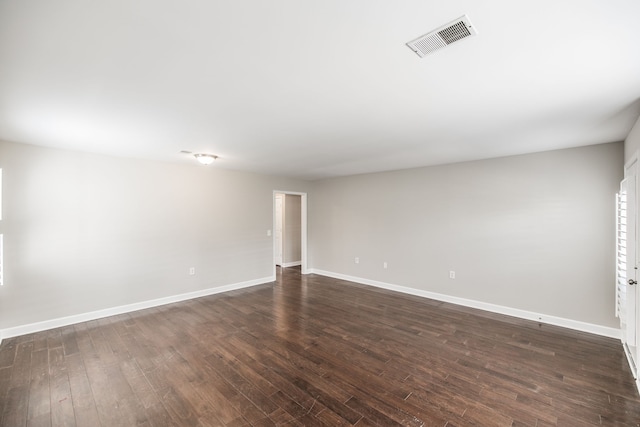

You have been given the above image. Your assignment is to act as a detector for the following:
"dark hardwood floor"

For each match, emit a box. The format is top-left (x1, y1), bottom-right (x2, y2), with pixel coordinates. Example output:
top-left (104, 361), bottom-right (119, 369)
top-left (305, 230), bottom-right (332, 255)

top-left (1, 267), bottom-right (639, 426)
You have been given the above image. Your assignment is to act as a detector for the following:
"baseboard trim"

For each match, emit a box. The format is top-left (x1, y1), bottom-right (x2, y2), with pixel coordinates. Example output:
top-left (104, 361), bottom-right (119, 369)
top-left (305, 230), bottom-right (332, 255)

top-left (0, 276), bottom-right (275, 343)
top-left (310, 269), bottom-right (620, 339)
top-left (0, 270), bottom-right (621, 346)
top-left (281, 261), bottom-right (302, 268)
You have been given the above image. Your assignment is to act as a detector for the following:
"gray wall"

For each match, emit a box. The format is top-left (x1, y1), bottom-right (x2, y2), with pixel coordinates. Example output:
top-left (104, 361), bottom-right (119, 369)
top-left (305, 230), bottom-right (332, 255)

top-left (0, 138), bottom-right (626, 332)
top-left (283, 194), bottom-right (302, 265)
top-left (0, 140), bottom-right (309, 330)
top-left (309, 142), bottom-right (623, 328)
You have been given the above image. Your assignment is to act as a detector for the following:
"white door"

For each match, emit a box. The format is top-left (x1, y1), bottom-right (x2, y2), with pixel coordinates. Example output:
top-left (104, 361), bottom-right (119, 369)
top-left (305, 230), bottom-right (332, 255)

top-left (275, 194), bottom-right (283, 266)
top-left (618, 156), bottom-right (639, 375)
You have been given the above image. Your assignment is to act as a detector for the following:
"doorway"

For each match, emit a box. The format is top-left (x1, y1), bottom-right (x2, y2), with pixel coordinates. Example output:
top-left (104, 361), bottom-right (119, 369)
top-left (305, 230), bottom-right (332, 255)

top-left (274, 194), bottom-right (284, 266)
top-left (273, 191), bottom-right (308, 276)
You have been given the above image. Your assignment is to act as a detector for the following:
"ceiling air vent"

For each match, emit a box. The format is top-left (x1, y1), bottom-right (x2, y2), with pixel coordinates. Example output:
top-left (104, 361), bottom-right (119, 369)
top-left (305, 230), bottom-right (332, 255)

top-left (407, 15), bottom-right (477, 58)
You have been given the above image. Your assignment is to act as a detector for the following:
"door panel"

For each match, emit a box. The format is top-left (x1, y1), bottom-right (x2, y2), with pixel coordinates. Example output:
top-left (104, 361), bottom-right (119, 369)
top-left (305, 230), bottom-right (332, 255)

top-left (620, 156), bottom-right (639, 375)
top-left (619, 178), bottom-right (637, 349)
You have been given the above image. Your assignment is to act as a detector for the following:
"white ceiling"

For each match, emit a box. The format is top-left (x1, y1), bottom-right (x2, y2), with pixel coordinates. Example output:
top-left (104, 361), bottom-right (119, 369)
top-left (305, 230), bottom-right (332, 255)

top-left (1, 1), bottom-right (639, 180)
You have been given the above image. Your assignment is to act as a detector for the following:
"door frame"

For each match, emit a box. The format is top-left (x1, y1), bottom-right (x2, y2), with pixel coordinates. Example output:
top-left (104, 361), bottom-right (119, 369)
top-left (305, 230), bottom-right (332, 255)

top-left (274, 193), bottom-right (284, 267)
top-left (623, 151), bottom-right (640, 392)
top-left (272, 190), bottom-right (308, 276)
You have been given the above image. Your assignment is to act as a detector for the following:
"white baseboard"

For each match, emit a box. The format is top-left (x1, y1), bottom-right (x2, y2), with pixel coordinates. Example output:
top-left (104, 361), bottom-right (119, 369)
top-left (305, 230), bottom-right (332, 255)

top-left (310, 269), bottom-right (621, 339)
top-left (0, 270), bottom-right (621, 346)
top-left (281, 261), bottom-right (302, 268)
top-left (0, 276), bottom-right (275, 344)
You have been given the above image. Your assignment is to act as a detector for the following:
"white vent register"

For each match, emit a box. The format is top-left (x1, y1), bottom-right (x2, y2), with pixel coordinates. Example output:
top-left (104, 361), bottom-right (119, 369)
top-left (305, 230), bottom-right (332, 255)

top-left (407, 15), bottom-right (477, 57)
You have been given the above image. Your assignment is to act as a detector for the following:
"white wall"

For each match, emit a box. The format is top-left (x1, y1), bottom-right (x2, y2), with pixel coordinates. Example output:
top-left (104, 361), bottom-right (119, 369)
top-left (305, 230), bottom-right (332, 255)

top-left (0, 140), bottom-right (309, 331)
top-left (309, 142), bottom-right (623, 329)
top-left (283, 194), bottom-right (301, 265)
top-left (626, 115), bottom-right (640, 163)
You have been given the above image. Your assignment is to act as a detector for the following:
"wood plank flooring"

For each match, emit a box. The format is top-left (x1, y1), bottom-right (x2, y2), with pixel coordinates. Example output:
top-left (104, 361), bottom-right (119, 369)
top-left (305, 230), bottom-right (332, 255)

top-left (1, 267), bottom-right (639, 426)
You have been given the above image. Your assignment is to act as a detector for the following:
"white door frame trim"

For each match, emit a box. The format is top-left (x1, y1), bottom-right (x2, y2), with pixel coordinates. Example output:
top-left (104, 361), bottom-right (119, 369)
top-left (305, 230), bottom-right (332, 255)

top-left (623, 150), bottom-right (640, 394)
top-left (273, 191), bottom-right (309, 276)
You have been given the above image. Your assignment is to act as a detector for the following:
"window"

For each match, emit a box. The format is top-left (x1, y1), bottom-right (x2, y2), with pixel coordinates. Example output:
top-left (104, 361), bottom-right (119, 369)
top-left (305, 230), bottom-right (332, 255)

top-left (0, 234), bottom-right (3, 287)
top-left (0, 168), bottom-right (3, 286)
top-left (617, 190), bottom-right (627, 319)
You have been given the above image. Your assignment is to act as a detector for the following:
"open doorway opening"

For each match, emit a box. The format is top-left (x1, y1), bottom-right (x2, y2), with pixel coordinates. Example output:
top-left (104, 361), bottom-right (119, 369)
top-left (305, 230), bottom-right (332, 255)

top-left (273, 191), bottom-right (308, 276)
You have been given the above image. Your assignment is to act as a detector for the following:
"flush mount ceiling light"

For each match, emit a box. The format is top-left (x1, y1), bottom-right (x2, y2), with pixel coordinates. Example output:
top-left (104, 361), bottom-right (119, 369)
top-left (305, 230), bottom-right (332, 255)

top-left (194, 153), bottom-right (218, 165)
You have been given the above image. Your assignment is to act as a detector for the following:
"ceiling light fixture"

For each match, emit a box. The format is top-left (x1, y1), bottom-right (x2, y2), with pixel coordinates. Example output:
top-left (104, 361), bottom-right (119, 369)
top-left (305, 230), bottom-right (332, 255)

top-left (194, 153), bottom-right (218, 165)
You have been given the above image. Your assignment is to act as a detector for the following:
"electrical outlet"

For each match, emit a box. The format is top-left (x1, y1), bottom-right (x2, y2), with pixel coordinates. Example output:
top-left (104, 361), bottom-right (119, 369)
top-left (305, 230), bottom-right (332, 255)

top-left (383, 262), bottom-right (388, 269)
top-left (355, 257), bottom-right (360, 264)
top-left (189, 267), bottom-right (196, 276)
top-left (449, 270), bottom-right (455, 279)
top-left (267, 229), bottom-right (272, 237)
